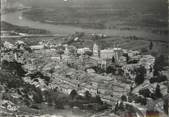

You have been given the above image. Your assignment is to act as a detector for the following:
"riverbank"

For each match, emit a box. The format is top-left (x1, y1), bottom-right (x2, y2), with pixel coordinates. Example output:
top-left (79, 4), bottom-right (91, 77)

top-left (1, 21), bottom-right (50, 35)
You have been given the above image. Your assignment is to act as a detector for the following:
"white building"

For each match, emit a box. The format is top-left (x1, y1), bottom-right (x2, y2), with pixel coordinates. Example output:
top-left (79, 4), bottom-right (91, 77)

top-left (100, 49), bottom-right (114, 59)
top-left (30, 45), bottom-right (44, 50)
top-left (77, 47), bottom-right (91, 55)
top-left (93, 43), bottom-right (100, 57)
top-left (3, 41), bottom-right (14, 49)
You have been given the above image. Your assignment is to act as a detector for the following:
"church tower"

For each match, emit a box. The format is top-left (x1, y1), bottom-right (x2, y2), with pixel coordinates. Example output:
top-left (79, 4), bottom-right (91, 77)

top-left (93, 43), bottom-right (100, 58)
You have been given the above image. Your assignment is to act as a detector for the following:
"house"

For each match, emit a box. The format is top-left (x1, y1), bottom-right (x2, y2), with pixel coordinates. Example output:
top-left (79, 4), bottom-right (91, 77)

top-left (3, 41), bottom-right (14, 49)
top-left (15, 40), bottom-right (26, 50)
top-left (30, 45), bottom-right (44, 50)
top-left (77, 47), bottom-right (91, 55)
top-left (64, 45), bottom-right (77, 55)
top-left (112, 48), bottom-right (123, 64)
top-left (93, 43), bottom-right (100, 57)
top-left (100, 49), bottom-right (114, 59)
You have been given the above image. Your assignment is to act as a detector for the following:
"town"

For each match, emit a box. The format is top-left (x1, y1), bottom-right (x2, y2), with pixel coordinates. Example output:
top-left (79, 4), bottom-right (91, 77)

top-left (0, 30), bottom-right (168, 117)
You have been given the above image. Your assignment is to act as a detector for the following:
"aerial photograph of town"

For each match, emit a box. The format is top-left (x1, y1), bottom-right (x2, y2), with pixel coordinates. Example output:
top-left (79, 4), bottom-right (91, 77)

top-left (0, 0), bottom-right (168, 117)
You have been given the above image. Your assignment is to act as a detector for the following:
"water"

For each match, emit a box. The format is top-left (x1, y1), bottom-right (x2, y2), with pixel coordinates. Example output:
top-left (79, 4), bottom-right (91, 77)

top-left (1, 10), bottom-right (165, 41)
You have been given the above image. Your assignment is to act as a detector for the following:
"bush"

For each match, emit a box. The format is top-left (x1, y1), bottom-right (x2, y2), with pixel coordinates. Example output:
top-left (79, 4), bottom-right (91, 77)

top-left (0, 70), bottom-right (24, 89)
top-left (84, 91), bottom-right (92, 100)
top-left (134, 66), bottom-right (146, 85)
top-left (139, 88), bottom-right (152, 98)
top-left (135, 96), bottom-right (147, 105)
top-left (154, 84), bottom-right (162, 98)
top-left (154, 55), bottom-right (168, 75)
top-left (69, 89), bottom-right (78, 100)
top-left (95, 95), bottom-right (103, 104)
top-left (33, 88), bottom-right (43, 103)
top-left (1, 60), bottom-right (26, 76)
top-left (121, 95), bottom-right (127, 102)
top-left (150, 75), bottom-right (167, 83)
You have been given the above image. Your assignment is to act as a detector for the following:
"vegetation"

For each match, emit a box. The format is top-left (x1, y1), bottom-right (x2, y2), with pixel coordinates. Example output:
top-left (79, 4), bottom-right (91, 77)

top-left (149, 41), bottom-right (153, 50)
top-left (154, 55), bottom-right (168, 75)
top-left (154, 84), bottom-right (162, 98)
top-left (69, 89), bottom-right (78, 100)
top-left (128, 93), bottom-right (147, 106)
top-left (0, 70), bottom-right (23, 89)
top-left (139, 84), bottom-right (162, 100)
top-left (150, 75), bottom-right (167, 83)
top-left (121, 95), bottom-right (127, 102)
top-left (1, 60), bottom-right (26, 76)
top-left (134, 66), bottom-right (146, 85)
top-left (27, 71), bottom-right (50, 82)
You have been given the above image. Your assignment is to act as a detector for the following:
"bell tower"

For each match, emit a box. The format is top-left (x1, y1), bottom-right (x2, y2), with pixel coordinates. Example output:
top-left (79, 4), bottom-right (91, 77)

top-left (93, 43), bottom-right (100, 58)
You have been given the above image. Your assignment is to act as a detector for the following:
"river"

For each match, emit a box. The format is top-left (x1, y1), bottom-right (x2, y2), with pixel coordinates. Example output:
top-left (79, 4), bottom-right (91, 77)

top-left (1, 10), bottom-right (166, 41)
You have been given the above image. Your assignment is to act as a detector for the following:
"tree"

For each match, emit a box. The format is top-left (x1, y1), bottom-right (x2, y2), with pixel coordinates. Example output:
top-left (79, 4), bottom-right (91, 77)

top-left (150, 75), bottom-right (167, 83)
top-left (70, 89), bottom-right (78, 100)
top-left (57, 49), bottom-right (64, 60)
top-left (84, 91), bottom-right (92, 100)
top-left (0, 69), bottom-right (24, 89)
top-left (1, 60), bottom-right (26, 76)
top-left (163, 96), bottom-right (168, 115)
top-left (24, 46), bottom-right (32, 53)
top-left (33, 88), bottom-right (43, 103)
top-left (141, 48), bottom-right (148, 53)
top-left (48, 68), bottom-right (55, 78)
top-left (135, 66), bottom-right (146, 85)
top-left (121, 95), bottom-right (127, 102)
top-left (139, 88), bottom-right (152, 98)
top-left (55, 94), bottom-right (67, 109)
top-left (95, 95), bottom-right (103, 104)
top-left (154, 55), bottom-right (167, 76)
top-left (112, 56), bottom-right (115, 63)
top-left (154, 84), bottom-right (162, 98)
top-left (149, 41), bottom-right (153, 50)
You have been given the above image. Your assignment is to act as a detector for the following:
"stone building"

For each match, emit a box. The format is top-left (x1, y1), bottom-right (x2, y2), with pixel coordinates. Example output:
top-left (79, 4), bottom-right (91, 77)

top-left (93, 43), bottom-right (100, 57)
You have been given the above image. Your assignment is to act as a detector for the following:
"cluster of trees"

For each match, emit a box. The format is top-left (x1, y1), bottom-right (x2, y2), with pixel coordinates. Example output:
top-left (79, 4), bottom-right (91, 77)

top-left (150, 75), bottom-right (167, 83)
top-left (0, 70), bottom-right (23, 89)
top-left (139, 84), bottom-right (163, 100)
top-left (0, 60), bottom-right (50, 108)
top-left (69, 90), bottom-right (107, 111)
top-left (44, 89), bottom-right (108, 111)
top-left (0, 60), bottom-right (27, 89)
top-left (154, 55), bottom-right (168, 76)
top-left (1, 60), bottom-right (26, 77)
top-left (27, 71), bottom-right (50, 83)
top-left (128, 93), bottom-right (147, 106)
top-left (134, 66), bottom-right (146, 85)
